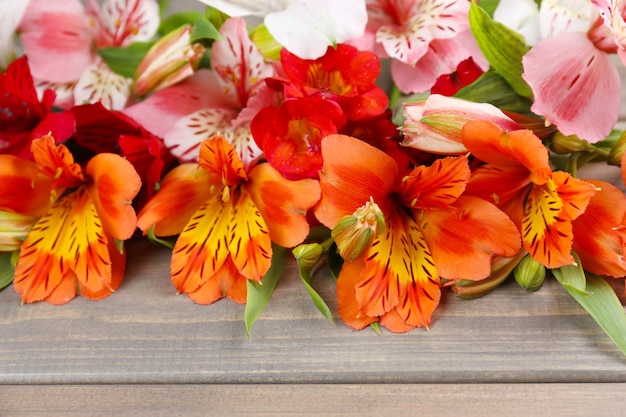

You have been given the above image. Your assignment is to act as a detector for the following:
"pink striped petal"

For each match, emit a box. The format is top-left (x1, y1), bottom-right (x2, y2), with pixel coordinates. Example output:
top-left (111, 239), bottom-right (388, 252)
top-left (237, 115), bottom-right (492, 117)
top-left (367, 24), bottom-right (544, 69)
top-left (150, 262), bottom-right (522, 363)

top-left (19, 0), bottom-right (95, 83)
top-left (522, 32), bottom-right (620, 143)
top-left (211, 17), bottom-right (276, 107)
top-left (86, 0), bottom-right (159, 47)
top-left (164, 108), bottom-right (263, 169)
top-left (35, 80), bottom-right (77, 110)
top-left (123, 69), bottom-right (232, 138)
top-left (73, 61), bottom-right (132, 110)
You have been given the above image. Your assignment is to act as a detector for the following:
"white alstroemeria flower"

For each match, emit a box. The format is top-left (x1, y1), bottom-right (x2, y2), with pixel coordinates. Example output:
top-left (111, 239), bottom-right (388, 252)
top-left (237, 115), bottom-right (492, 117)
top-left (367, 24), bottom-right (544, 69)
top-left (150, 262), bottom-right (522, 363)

top-left (197, 0), bottom-right (367, 59)
top-left (493, 0), bottom-right (541, 46)
top-left (0, 0), bottom-right (30, 69)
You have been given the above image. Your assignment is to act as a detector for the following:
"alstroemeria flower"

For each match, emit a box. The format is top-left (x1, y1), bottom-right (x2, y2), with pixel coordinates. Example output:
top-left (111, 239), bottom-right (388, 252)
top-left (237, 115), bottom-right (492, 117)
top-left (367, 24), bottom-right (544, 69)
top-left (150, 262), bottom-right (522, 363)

top-left (251, 95), bottom-right (346, 179)
top-left (314, 134), bottom-right (520, 331)
top-left (0, 56), bottom-right (59, 158)
top-left (462, 120), bottom-right (597, 269)
top-left (275, 43), bottom-right (389, 121)
top-left (0, 0), bottom-right (30, 69)
top-left (125, 17), bottom-right (276, 169)
top-left (521, 0), bottom-right (621, 143)
top-left (572, 179), bottom-right (626, 278)
top-left (360, 0), bottom-right (488, 93)
top-left (198, 0), bottom-right (367, 60)
top-left (137, 135), bottom-right (320, 304)
top-left (7, 134), bottom-right (141, 304)
top-left (18, 0), bottom-right (160, 110)
top-left (400, 94), bottom-right (521, 154)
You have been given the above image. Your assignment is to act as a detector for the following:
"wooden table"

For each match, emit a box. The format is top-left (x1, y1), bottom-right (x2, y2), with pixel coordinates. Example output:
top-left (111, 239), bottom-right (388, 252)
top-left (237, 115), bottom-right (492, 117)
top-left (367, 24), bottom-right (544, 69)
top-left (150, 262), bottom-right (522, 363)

top-left (1, 237), bottom-right (625, 416)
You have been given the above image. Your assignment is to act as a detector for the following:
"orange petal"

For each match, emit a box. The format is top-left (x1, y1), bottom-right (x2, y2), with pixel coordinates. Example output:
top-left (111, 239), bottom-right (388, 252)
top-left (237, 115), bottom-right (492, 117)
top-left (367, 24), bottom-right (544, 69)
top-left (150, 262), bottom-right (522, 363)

top-left (86, 153), bottom-right (141, 240)
top-left (228, 190), bottom-right (272, 281)
top-left (421, 195), bottom-right (521, 280)
top-left (465, 164), bottom-right (532, 206)
top-left (43, 274), bottom-right (77, 305)
top-left (170, 192), bottom-right (232, 293)
top-left (0, 155), bottom-right (53, 217)
top-left (247, 162), bottom-right (321, 248)
top-left (137, 163), bottom-right (213, 236)
top-left (14, 190), bottom-right (112, 303)
top-left (379, 308), bottom-right (416, 333)
top-left (188, 258), bottom-right (247, 304)
top-left (198, 136), bottom-right (247, 186)
top-left (30, 134), bottom-right (84, 189)
top-left (315, 134), bottom-right (397, 228)
top-left (573, 180), bottom-right (626, 277)
top-left (355, 206), bottom-right (440, 328)
top-left (462, 120), bottom-right (551, 185)
top-left (336, 258), bottom-right (378, 330)
top-left (81, 237), bottom-right (126, 300)
top-left (398, 155), bottom-right (470, 209)
top-left (550, 171), bottom-right (596, 221)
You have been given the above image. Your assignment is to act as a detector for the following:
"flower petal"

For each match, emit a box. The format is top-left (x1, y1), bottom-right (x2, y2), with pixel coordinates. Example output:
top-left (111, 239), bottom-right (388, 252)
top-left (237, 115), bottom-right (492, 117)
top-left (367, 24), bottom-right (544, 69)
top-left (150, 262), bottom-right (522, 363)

top-left (87, 0), bottom-right (160, 47)
top-left (19, 0), bottom-right (95, 83)
top-left (73, 60), bottom-right (132, 110)
top-left (336, 258), bottom-right (378, 330)
top-left (522, 32), bottom-right (620, 142)
top-left (247, 162), bottom-right (321, 248)
top-left (315, 134), bottom-right (398, 228)
top-left (0, 155), bottom-right (53, 217)
top-left (137, 164), bottom-right (213, 237)
top-left (170, 192), bottom-right (232, 294)
top-left (86, 153), bottom-right (141, 240)
top-left (421, 196), bottom-right (521, 280)
top-left (187, 257), bottom-right (248, 304)
top-left (573, 179), bottom-right (626, 277)
top-left (14, 190), bottom-right (112, 303)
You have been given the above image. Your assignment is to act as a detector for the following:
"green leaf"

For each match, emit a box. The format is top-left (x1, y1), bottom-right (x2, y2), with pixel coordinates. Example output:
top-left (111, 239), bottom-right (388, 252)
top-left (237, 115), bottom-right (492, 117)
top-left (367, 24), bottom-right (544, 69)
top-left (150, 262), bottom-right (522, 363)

top-left (552, 253), bottom-right (590, 296)
top-left (191, 19), bottom-right (221, 44)
top-left (475, 0), bottom-right (500, 16)
top-left (454, 70), bottom-right (533, 114)
top-left (146, 225), bottom-right (175, 249)
top-left (0, 251), bottom-right (15, 291)
top-left (555, 273), bottom-right (626, 356)
top-left (97, 42), bottom-right (154, 78)
top-left (159, 11), bottom-right (205, 34)
top-left (293, 244), bottom-right (334, 324)
top-left (468, 1), bottom-right (532, 98)
top-left (244, 244), bottom-right (288, 338)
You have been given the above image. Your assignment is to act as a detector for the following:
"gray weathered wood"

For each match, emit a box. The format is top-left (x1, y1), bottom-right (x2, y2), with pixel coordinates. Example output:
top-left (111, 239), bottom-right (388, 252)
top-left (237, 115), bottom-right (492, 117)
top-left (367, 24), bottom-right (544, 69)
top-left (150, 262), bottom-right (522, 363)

top-left (1, 239), bottom-right (625, 385)
top-left (1, 384), bottom-right (624, 417)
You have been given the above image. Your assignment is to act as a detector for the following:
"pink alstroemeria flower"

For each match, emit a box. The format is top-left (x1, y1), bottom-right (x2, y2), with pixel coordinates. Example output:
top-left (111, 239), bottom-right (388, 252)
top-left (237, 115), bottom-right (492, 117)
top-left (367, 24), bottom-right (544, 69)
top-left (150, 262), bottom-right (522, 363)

top-left (18, 0), bottom-right (160, 110)
top-left (521, 0), bottom-right (621, 143)
top-left (198, 0), bottom-right (367, 60)
top-left (358, 0), bottom-right (488, 94)
top-left (124, 17), bottom-right (277, 169)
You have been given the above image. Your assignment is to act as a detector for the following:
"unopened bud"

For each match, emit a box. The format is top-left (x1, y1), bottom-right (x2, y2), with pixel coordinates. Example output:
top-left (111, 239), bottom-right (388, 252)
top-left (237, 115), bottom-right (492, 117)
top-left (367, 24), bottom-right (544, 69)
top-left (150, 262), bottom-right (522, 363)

top-left (513, 254), bottom-right (546, 292)
top-left (292, 243), bottom-right (324, 271)
top-left (0, 211), bottom-right (38, 251)
top-left (608, 130), bottom-right (626, 166)
top-left (134, 25), bottom-right (206, 96)
top-left (549, 131), bottom-right (594, 154)
top-left (331, 197), bottom-right (386, 263)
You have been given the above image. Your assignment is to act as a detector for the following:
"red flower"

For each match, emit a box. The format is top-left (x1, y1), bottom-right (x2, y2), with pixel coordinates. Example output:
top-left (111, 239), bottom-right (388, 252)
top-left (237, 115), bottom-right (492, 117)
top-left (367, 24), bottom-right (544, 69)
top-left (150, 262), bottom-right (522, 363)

top-left (251, 95), bottom-right (346, 179)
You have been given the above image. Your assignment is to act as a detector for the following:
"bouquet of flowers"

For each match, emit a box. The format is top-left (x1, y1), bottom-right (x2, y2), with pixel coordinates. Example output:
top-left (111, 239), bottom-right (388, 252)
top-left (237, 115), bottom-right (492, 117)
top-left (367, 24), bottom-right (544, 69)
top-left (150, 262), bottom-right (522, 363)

top-left (2, 0), bottom-right (626, 354)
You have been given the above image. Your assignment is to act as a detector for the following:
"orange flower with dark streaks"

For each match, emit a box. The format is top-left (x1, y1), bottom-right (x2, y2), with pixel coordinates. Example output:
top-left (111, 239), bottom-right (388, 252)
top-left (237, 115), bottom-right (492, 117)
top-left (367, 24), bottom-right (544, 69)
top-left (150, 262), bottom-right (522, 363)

top-left (7, 134), bottom-right (141, 304)
top-left (314, 134), bottom-right (520, 331)
top-left (137, 135), bottom-right (321, 304)
top-left (462, 120), bottom-right (597, 269)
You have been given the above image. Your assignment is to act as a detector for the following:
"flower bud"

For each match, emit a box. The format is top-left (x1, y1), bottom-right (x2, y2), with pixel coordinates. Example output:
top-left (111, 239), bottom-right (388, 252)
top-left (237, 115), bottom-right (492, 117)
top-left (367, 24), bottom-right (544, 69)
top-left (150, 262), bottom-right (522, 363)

top-left (400, 94), bottom-right (520, 154)
top-left (513, 254), bottom-right (546, 292)
top-left (608, 130), bottom-right (626, 166)
top-left (331, 197), bottom-right (386, 263)
top-left (292, 242), bottom-right (324, 271)
top-left (549, 131), bottom-right (594, 154)
top-left (0, 211), bottom-right (38, 251)
top-left (134, 25), bottom-right (206, 96)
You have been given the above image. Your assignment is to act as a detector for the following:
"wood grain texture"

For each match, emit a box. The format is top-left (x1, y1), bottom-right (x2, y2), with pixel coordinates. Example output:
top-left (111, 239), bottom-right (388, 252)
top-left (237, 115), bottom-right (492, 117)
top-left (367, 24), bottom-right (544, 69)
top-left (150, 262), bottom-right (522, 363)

top-left (1, 384), bottom-right (624, 417)
top-left (1, 238), bottom-right (625, 385)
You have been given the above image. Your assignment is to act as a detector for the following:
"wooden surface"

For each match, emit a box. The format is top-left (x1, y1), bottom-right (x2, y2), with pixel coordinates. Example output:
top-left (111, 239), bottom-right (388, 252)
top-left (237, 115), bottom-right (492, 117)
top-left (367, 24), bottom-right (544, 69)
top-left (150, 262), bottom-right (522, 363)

top-left (1, 238), bottom-right (626, 415)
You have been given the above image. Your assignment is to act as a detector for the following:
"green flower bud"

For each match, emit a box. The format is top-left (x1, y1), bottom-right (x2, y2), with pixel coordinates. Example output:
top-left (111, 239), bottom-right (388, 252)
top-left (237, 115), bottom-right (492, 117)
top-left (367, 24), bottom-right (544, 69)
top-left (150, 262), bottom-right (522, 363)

top-left (549, 132), bottom-right (594, 154)
top-left (608, 130), bottom-right (626, 166)
top-left (513, 255), bottom-right (546, 292)
top-left (0, 211), bottom-right (38, 251)
top-left (331, 197), bottom-right (386, 263)
top-left (292, 243), bottom-right (324, 271)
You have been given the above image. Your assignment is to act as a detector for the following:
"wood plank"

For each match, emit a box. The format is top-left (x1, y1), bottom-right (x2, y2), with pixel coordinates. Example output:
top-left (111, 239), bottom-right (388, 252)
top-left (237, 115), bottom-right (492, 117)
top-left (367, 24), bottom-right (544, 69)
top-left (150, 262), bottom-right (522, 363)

top-left (1, 238), bottom-right (625, 385)
top-left (1, 383), bottom-right (624, 417)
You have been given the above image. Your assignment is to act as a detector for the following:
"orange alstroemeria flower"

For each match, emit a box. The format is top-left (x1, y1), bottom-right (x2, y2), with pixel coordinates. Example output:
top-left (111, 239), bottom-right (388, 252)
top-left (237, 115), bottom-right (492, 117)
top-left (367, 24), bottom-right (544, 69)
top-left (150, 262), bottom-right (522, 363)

top-left (315, 134), bottom-right (520, 331)
top-left (462, 120), bottom-right (597, 269)
top-left (137, 135), bottom-right (321, 304)
top-left (9, 134), bottom-right (141, 304)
